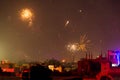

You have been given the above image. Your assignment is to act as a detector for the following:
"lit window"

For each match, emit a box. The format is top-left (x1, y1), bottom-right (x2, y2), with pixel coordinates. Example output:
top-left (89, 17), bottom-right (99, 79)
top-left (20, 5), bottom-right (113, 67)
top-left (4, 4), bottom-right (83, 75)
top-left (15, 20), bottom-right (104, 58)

top-left (112, 64), bottom-right (118, 67)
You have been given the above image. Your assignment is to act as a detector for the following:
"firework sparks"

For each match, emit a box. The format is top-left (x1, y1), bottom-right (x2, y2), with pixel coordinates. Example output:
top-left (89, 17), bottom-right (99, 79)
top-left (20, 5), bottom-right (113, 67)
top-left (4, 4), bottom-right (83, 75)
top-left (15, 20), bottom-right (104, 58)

top-left (67, 43), bottom-right (79, 52)
top-left (78, 34), bottom-right (91, 52)
top-left (20, 8), bottom-right (34, 26)
top-left (65, 20), bottom-right (69, 27)
top-left (79, 9), bottom-right (82, 13)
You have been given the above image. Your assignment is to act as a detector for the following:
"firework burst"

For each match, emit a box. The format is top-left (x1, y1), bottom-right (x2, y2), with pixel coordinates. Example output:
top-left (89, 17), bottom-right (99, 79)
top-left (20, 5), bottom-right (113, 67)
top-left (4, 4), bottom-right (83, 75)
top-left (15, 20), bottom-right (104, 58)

top-left (78, 34), bottom-right (91, 52)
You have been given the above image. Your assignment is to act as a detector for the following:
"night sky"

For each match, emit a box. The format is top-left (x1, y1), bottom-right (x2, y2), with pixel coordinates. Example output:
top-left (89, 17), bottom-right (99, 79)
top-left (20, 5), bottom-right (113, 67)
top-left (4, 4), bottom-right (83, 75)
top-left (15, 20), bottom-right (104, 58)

top-left (0, 0), bottom-right (120, 62)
